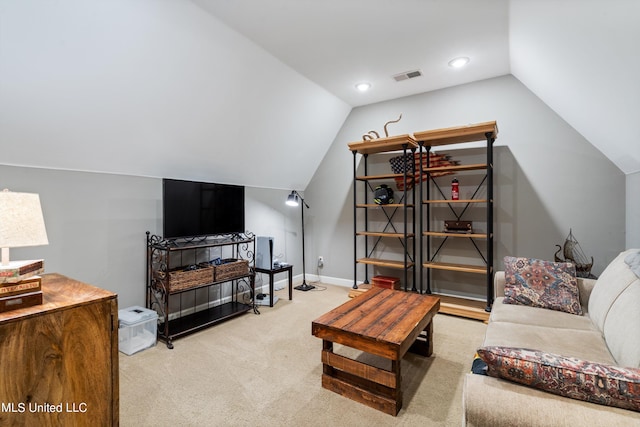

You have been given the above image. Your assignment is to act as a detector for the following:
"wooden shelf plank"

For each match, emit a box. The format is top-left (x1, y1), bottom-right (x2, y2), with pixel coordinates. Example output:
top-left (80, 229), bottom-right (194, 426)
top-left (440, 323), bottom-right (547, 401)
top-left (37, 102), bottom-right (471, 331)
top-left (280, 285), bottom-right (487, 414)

top-left (422, 261), bottom-right (488, 274)
top-left (413, 121), bottom-right (498, 146)
top-left (348, 134), bottom-right (418, 154)
top-left (422, 199), bottom-right (487, 204)
top-left (423, 231), bottom-right (488, 239)
top-left (356, 204), bottom-right (415, 208)
top-left (356, 173), bottom-right (415, 180)
top-left (433, 294), bottom-right (490, 322)
top-left (357, 258), bottom-right (414, 269)
top-left (422, 163), bottom-right (488, 173)
top-left (357, 231), bottom-right (415, 238)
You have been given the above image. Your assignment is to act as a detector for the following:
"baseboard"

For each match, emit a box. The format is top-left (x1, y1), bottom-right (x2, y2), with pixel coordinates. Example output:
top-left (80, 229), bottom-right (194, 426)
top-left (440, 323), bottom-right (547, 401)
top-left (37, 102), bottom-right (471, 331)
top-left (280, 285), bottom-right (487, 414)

top-left (296, 274), bottom-right (363, 289)
top-left (264, 273), bottom-right (488, 298)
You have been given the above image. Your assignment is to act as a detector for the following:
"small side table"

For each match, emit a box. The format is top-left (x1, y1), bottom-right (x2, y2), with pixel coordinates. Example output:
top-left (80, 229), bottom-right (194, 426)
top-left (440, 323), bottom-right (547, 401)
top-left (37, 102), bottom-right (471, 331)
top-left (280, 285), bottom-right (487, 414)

top-left (255, 265), bottom-right (293, 307)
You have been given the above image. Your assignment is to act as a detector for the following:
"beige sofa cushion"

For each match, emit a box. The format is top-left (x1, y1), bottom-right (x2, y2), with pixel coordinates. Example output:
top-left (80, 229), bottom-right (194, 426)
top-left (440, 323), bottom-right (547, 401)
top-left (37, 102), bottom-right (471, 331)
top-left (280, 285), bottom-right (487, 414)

top-left (588, 249), bottom-right (640, 367)
top-left (490, 297), bottom-right (597, 330)
top-left (589, 250), bottom-right (639, 331)
top-left (464, 374), bottom-right (640, 427)
top-left (603, 281), bottom-right (640, 368)
top-left (482, 321), bottom-right (616, 365)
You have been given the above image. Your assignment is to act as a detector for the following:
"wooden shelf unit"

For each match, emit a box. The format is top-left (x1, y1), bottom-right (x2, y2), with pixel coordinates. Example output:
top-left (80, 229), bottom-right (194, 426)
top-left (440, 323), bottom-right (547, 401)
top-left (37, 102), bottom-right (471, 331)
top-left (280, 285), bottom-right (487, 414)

top-left (349, 135), bottom-right (417, 291)
top-left (346, 121), bottom-right (497, 320)
top-left (416, 121), bottom-right (498, 315)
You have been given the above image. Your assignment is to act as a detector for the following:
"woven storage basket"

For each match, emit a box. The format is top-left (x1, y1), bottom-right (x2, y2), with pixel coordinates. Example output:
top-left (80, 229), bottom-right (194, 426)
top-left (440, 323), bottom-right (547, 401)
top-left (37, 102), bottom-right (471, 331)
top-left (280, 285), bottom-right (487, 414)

top-left (164, 266), bottom-right (214, 293)
top-left (214, 259), bottom-right (249, 281)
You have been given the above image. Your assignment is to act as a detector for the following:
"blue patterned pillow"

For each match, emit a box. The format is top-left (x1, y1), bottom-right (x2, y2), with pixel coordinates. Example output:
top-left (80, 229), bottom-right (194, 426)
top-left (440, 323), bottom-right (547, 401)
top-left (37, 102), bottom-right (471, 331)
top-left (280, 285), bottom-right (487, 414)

top-left (503, 256), bottom-right (582, 315)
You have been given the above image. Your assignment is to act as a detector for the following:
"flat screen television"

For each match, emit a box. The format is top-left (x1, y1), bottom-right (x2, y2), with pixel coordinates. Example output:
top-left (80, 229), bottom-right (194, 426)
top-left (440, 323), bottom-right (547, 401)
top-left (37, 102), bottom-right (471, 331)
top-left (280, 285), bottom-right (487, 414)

top-left (162, 178), bottom-right (245, 239)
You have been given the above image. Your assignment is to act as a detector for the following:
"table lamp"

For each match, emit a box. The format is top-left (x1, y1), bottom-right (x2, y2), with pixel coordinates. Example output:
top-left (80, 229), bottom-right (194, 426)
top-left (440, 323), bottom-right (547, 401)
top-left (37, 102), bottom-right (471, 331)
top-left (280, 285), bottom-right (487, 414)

top-left (0, 189), bottom-right (49, 281)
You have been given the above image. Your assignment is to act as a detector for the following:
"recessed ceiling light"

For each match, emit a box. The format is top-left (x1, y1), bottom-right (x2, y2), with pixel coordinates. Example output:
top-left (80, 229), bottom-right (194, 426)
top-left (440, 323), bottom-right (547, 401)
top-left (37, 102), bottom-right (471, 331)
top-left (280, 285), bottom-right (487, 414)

top-left (355, 82), bottom-right (371, 92)
top-left (448, 57), bottom-right (470, 68)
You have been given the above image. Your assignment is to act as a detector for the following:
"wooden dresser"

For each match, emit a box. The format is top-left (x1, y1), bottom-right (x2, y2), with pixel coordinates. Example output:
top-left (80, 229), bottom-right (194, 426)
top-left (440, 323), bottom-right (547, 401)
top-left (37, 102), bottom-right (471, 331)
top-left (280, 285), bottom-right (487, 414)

top-left (0, 273), bottom-right (119, 426)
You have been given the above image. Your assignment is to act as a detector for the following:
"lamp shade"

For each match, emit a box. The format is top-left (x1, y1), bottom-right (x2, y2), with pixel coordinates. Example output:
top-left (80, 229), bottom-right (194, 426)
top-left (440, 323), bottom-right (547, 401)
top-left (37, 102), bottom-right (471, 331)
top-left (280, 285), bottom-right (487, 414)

top-left (0, 189), bottom-right (49, 249)
top-left (286, 191), bottom-right (299, 207)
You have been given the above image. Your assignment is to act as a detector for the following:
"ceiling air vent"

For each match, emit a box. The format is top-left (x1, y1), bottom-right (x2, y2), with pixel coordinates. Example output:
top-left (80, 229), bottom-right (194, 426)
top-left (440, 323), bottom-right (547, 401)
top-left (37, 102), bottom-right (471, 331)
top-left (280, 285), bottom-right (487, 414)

top-left (393, 69), bottom-right (422, 82)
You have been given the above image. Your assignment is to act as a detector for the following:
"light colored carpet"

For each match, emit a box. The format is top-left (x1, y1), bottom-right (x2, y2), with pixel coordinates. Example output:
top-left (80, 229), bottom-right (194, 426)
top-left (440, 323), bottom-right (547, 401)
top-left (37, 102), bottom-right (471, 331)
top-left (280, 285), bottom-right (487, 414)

top-left (119, 284), bottom-right (487, 426)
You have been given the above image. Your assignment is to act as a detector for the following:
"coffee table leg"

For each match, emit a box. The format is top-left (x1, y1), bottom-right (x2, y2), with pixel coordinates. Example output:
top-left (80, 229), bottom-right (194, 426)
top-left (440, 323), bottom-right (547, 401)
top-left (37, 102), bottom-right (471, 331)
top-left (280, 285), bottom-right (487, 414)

top-left (392, 359), bottom-right (402, 413)
top-left (322, 340), bottom-right (334, 376)
top-left (319, 340), bottom-right (402, 416)
top-left (409, 319), bottom-right (433, 357)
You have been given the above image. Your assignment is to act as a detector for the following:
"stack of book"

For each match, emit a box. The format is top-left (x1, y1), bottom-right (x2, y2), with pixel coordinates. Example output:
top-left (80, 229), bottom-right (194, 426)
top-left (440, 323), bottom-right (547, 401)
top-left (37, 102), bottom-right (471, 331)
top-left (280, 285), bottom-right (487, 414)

top-left (0, 260), bottom-right (45, 313)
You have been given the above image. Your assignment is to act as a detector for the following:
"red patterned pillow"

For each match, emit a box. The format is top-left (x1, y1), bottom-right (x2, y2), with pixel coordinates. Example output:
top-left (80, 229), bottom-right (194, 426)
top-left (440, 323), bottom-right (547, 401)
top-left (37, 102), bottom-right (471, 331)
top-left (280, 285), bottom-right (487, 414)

top-left (503, 256), bottom-right (582, 315)
top-left (477, 346), bottom-right (640, 412)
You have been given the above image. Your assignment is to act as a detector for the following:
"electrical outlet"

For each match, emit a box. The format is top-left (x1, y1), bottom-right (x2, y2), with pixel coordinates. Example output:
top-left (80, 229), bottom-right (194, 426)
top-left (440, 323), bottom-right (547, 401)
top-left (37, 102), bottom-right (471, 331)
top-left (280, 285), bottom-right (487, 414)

top-left (318, 256), bottom-right (324, 268)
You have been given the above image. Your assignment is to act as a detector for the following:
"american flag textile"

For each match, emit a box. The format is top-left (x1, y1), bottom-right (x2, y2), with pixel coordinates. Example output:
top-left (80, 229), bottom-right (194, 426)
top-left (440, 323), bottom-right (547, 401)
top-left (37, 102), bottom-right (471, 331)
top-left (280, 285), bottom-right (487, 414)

top-left (389, 152), bottom-right (459, 190)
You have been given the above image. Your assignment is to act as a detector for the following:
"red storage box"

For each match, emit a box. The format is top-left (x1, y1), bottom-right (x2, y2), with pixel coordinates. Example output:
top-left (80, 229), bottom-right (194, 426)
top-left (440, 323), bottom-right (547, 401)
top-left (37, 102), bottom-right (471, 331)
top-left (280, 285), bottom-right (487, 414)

top-left (371, 275), bottom-right (400, 290)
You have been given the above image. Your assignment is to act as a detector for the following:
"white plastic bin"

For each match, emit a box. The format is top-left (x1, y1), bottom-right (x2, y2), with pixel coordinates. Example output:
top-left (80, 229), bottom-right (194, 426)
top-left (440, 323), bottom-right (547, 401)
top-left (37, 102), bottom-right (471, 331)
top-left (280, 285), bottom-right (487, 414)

top-left (118, 306), bottom-right (158, 355)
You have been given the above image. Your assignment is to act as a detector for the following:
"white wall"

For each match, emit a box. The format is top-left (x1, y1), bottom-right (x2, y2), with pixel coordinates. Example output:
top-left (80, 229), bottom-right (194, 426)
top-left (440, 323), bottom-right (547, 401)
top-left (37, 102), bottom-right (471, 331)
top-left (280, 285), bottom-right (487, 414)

top-left (0, 0), bottom-right (350, 191)
top-left (1, 165), bottom-right (302, 309)
top-left (305, 75), bottom-right (626, 298)
top-left (244, 187), bottom-right (305, 292)
top-left (510, 0), bottom-right (640, 175)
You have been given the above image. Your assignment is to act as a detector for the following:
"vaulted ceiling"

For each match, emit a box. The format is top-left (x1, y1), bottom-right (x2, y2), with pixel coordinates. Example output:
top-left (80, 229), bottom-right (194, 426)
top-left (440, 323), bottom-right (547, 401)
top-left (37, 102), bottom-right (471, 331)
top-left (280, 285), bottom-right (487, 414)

top-left (195, 0), bottom-right (640, 175)
top-left (1, 1), bottom-right (638, 192)
top-left (194, 0), bottom-right (511, 107)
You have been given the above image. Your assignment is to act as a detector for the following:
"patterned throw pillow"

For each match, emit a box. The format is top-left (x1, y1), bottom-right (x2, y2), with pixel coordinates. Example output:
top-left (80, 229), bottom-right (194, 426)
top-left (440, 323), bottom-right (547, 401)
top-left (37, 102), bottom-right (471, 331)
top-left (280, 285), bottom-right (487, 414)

top-left (503, 256), bottom-right (582, 315)
top-left (477, 346), bottom-right (640, 412)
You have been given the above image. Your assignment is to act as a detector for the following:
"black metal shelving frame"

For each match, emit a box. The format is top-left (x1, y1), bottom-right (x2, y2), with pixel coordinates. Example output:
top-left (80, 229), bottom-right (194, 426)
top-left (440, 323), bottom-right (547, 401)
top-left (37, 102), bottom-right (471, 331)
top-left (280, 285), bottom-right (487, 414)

top-left (146, 232), bottom-right (257, 349)
top-left (349, 135), bottom-right (418, 292)
top-left (416, 122), bottom-right (497, 313)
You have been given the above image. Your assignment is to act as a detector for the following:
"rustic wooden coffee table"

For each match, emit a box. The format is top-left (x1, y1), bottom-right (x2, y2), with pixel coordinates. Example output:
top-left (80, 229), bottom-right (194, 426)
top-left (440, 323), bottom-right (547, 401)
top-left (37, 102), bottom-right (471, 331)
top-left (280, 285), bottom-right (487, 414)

top-left (312, 287), bottom-right (440, 415)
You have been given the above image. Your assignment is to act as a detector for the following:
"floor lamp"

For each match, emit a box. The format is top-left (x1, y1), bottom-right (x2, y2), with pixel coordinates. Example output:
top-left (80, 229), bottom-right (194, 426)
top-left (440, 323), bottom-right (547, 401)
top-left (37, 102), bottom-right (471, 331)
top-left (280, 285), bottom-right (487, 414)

top-left (286, 190), bottom-right (315, 291)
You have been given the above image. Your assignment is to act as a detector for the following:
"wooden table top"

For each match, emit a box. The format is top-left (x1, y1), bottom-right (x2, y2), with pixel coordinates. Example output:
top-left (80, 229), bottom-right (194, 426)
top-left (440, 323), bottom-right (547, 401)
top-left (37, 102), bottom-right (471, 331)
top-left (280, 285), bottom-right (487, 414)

top-left (0, 273), bottom-right (117, 323)
top-left (312, 287), bottom-right (440, 360)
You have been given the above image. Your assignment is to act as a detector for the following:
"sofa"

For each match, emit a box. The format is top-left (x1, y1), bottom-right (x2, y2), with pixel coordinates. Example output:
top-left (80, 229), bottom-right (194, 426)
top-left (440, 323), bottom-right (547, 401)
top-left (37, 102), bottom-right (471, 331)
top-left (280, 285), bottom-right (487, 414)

top-left (463, 249), bottom-right (640, 426)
